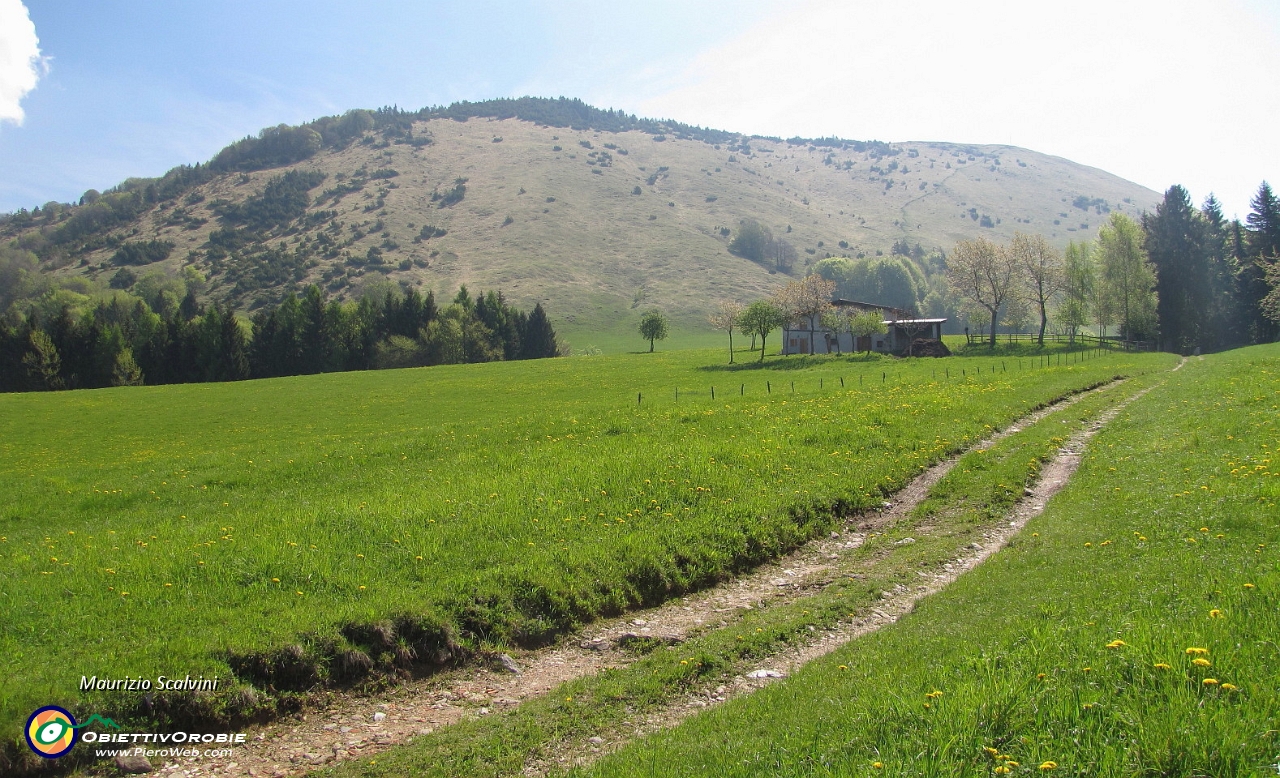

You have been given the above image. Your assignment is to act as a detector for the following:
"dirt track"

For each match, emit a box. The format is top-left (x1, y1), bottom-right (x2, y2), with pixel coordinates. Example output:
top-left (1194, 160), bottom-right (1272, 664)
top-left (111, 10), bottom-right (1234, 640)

top-left (152, 380), bottom-right (1147, 778)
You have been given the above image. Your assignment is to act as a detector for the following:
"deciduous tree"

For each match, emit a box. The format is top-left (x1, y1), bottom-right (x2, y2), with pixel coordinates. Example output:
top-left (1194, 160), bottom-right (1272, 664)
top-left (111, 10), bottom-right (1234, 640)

top-left (708, 300), bottom-right (744, 363)
top-left (946, 236), bottom-right (1017, 348)
top-left (638, 309), bottom-right (668, 352)
top-left (774, 276), bottom-right (836, 355)
top-left (739, 299), bottom-right (786, 362)
top-left (847, 308), bottom-right (887, 356)
top-left (1010, 232), bottom-right (1064, 345)
top-left (1096, 213), bottom-right (1157, 343)
top-left (1059, 241), bottom-right (1093, 343)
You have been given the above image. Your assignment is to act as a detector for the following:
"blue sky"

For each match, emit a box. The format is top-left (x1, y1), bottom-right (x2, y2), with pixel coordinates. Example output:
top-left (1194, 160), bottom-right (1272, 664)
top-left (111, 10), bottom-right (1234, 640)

top-left (2, 0), bottom-right (1278, 218)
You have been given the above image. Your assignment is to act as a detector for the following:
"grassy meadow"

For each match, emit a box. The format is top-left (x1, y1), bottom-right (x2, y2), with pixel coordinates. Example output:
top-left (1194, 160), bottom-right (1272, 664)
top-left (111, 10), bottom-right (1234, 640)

top-left (571, 345), bottom-right (1280, 776)
top-left (320, 358), bottom-right (1154, 778)
top-left (0, 344), bottom-right (1169, 759)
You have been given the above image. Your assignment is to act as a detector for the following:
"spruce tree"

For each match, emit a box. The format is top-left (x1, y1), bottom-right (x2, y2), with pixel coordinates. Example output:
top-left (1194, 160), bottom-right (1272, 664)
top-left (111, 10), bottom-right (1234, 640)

top-left (520, 303), bottom-right (559, 358)
top-left (1240, 182), bottom-right (1280, 342)
top-left (1143, 185), bottom-right (1209, 352)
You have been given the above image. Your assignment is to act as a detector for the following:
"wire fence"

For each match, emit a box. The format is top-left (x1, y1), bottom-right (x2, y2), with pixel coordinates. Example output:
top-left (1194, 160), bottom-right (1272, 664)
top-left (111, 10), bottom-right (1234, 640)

top-left (645, 346), bottom-right (1117, 406)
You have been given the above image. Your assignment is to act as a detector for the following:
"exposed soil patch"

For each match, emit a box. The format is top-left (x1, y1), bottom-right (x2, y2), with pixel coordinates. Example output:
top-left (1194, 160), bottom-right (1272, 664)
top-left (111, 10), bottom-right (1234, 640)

top-left (145, 381), bottom-right (1135, 778)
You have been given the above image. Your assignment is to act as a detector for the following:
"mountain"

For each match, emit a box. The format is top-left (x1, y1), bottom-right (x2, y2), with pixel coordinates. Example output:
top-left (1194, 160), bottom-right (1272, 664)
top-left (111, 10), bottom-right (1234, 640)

top-left (0, 98), bottom-right (1160, 350)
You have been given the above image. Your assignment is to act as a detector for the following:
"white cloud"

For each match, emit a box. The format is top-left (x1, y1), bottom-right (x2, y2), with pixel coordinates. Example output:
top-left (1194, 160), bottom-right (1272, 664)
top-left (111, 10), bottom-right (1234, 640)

top-left (0, 0), bottom-right (44, 125)
top-left (637, 0), bottom-right (1280, 216)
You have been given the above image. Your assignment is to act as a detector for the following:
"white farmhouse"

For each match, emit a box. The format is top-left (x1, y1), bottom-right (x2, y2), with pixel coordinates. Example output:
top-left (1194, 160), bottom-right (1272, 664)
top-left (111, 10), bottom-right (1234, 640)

top-left (781, 299), bottom-right (947, 355)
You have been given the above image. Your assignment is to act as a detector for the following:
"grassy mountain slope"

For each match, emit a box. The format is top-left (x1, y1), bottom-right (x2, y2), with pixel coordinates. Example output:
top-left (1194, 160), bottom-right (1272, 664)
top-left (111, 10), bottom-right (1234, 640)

top-left (5, 102), bottom-right (1160, 351)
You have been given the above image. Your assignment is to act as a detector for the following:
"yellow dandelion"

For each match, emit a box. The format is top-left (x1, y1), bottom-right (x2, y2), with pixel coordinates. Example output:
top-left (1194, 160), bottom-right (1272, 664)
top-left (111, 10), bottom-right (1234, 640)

top-left (872, 762), bottom-right (883, 769)
top-left (1153, 663), bottom-right (1171, 670)
top-left (1199, 527), bottom-right (1209, 532)
top-left (415, 555), bottom-right (423, 561)
top-left (358, 585), bottom-right (366, 590)
top-left (1185, 647), bottom-right (1209, 656)
top-left (1244, 583), bottom-right (1255, 589)
top-left (995, 767), bottom-right (1011, 775)
top-left (1105, 639), bottom-right (1126, 648)
top-left (1192, 658), bottom-right (1212, 667)
top-left (356, 553), bottom-right (364, 559)
top-left (985, 748), bottom-right (1000, 757)
top-left (295, 591), bottom-right (303, 596)
top-left (1138, 536), bottom-right (1147, 541)
top-left (1036, 673), bottom-right (1046, 679)
top-left (1039, 762), bottom-right (1058, 771)
top-left (1221, 683), bottom-right (1237, 691)
top-left (925, 690), bottom-right (943, 699)
top-left (1203, 678), bottom-right (1219, 686)
top-left (1209, 609), bottom-right (1223, 618)
top-left (271, 577), bottom-right (280, 583)
top-left (838, 665), bottom-right (848, 670)
top-left (1084, 542), bottom-right (1093, 548)
top-left (1007, 762), bottom-right (1020, 768)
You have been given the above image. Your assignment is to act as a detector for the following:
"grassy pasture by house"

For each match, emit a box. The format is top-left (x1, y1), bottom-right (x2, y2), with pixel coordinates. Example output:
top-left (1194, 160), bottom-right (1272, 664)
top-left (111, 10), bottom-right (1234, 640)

top-left (0, 346), bottom-right (1170, 763)
top-left (573, 344), bottom-right (1280, 777)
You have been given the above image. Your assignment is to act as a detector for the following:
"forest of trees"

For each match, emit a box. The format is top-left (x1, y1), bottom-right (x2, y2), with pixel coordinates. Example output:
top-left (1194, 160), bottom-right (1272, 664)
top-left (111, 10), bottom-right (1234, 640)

top-left (0, 277), bottom-right (560, 393)
top-left (1143, 182), bottom-right (1279, 351)
top-left (942, 182), bottom-right (1280, 352)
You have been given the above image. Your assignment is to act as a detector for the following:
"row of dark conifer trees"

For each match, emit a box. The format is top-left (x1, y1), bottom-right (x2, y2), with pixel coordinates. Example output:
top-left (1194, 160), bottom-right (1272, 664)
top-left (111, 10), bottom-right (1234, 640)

top-left (0, 285), bottom-right (559, 392)
top-left (1144, 181), bottom-right (1280, 352)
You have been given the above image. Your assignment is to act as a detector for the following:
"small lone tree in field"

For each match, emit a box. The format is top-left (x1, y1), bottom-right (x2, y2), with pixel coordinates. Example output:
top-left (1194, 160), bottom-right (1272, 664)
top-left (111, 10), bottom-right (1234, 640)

top-left (708, 300), bottom-right (744, 363)
top-left (739, 299), bottom-right (787, 362)
top-left (639, 309), bottom-right (669, 352)
top-left (847, 308), bottom-right (888, 356)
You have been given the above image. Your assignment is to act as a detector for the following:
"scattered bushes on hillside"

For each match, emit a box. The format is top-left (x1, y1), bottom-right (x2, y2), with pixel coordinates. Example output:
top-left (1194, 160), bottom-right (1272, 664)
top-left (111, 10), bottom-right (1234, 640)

top-left (431, 178), bottom-right (468, 209)
top-left (414, 225), bottom-right (447, 242)
top-left (111, 240), bottom-right (175, 266)
top-left (216, 170), bottom-right (327, 232)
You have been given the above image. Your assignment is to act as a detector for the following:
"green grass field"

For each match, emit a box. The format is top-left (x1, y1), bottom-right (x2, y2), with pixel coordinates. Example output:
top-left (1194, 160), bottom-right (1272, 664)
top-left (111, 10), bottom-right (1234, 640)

top-left (0, 345), bottom-right (1169, 765)
top-left (569, 345), bottom-right (1280, 776)
top-left (318, 361), bottom-right (1151, 778)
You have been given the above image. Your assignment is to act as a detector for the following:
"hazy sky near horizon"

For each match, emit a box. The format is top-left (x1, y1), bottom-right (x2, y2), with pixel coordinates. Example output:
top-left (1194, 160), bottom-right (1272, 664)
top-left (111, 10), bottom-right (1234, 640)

top-left (1, 0), bottom-right (1277, 218)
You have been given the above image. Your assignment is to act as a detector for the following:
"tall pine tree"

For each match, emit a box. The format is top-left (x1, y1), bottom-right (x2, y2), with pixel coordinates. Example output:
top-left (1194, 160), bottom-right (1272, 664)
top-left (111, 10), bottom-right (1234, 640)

top-left (1144, 185), bottom-right (1209, 352)
top-left (1240, 182), bottom-right (1280, 342)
